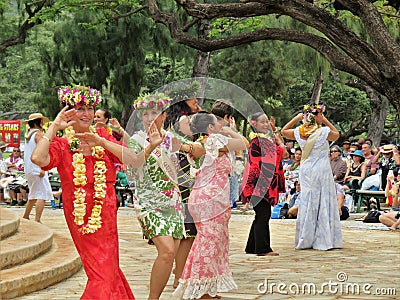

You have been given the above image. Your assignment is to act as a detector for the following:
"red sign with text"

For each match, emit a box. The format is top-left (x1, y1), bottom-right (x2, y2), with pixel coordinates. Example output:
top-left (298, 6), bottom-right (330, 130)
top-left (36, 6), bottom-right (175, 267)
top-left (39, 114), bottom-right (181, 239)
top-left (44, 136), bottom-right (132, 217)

top-left (0, 120), bottom-right (21, 147)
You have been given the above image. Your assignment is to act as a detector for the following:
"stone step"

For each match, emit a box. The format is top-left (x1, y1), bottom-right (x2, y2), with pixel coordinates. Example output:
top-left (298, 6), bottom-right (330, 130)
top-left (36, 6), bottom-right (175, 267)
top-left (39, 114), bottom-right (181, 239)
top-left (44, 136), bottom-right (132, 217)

top-left (0, 208), bottom-right (20, 239)
top-left (0, 218), bottom-right (53, 270)
top-left (0, 232), bottom-right (82, 299)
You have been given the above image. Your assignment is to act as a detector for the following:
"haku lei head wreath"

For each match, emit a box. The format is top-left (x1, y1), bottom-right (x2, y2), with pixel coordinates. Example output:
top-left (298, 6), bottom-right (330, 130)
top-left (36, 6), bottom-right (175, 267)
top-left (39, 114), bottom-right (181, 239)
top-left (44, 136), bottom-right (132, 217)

top-left (58, 85), bottom-right (102, 107)
top-left (133, 92), bottom-right (171, 111)
top-left (299, 103), bottom-right (326, 137)
top-left (302, 103), bottom-right (325, 125)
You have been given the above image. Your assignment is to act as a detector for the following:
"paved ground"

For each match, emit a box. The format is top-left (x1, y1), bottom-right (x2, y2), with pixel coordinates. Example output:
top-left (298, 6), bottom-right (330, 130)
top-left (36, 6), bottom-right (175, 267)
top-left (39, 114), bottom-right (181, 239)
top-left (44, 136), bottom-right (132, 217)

top-left (7, 206), bottom-right (400, 300)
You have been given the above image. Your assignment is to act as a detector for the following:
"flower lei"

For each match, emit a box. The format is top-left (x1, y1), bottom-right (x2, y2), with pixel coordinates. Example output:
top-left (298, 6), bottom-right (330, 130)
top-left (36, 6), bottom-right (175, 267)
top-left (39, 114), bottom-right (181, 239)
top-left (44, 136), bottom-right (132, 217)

top-left (133, 92), bottom-right (171, 110)
top-left (65, 126), bottom-right (107, 234)
top-left (196, 134), bottom-right (208, 143)
top-left (249, 132), bottom-right (269, 140)
top-left (58, 85), bottom-right (102, 107)
top-left (299, 104), bottom-right (326, 137)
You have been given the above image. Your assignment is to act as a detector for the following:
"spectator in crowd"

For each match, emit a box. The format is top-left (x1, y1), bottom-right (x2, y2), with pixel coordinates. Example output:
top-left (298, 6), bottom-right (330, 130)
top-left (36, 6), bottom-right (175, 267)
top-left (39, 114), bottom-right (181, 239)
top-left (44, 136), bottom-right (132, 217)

top-left (284, 147), bottom-right (302, 194)
top-left (285, 140), bottom-right (295, 152)
top-left (336, 183), bottom-right (349, 220)
top-left (357, 137), bottom-right (366, 149)
top-left (6, 147), bottom-right (25, 206)
top-left (345, 143), bottom-right (359, 166)
top-left (342, 140), bottom-right (351, 158)
top-left (282, 148), bottom-right (293, 172)
top-left (372, 144), bottom-right (399, 190)
top-left (22, 113), bottom-right (54, 223)
top-left (343, 150), bottom-right (367, 191)
top-left (330, 145), bottom-right (347, 184)
top-left (364, 138), bottom-right (378, 154)
top-left (351, 141), bottom-right (360, 150)
top-left (379, 170), bottom-right (400, 229)
top-left (361, 142), bottom-right (378, 176)
top-left (287, 181), bottom-right (301, 218)
top-left (0, 141), bottom-right (9, 204)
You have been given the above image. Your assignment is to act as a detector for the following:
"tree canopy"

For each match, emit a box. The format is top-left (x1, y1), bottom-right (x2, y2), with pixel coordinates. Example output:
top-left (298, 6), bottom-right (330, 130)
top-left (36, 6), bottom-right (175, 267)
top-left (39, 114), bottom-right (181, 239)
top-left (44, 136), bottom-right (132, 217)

top-left (0, 0), bottom-right (399, 142)
top-left (146, 0), bottom-right (400, 112)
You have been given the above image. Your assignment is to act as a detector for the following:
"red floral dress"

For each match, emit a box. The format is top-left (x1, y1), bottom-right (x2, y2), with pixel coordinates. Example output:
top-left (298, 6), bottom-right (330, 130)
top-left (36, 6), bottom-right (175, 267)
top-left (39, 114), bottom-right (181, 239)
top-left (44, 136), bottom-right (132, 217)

top-left (42, 128), bottom-right (134, 300)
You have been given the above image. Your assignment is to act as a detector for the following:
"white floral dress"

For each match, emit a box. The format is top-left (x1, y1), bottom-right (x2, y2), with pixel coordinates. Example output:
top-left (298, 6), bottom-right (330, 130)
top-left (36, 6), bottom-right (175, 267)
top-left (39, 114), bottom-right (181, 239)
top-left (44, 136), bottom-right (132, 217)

top-left (294, 126), bottom-right (343, 250)
top-left (128, 131), bottom-right (185, 240)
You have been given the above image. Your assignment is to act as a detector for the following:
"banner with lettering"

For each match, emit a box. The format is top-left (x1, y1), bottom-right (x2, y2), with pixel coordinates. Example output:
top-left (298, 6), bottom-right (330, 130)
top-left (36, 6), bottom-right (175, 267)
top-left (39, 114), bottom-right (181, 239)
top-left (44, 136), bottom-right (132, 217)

top-left (0, 120), bottom-right (21, 147)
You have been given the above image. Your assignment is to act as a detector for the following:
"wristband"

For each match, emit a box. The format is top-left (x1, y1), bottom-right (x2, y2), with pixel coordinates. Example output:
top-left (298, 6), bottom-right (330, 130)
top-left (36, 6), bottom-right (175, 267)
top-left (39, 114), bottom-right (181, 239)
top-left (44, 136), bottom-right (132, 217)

top-left (42, 136), bottom-right (51, 143)
top-left (144, 147), bottom-right (152, 160)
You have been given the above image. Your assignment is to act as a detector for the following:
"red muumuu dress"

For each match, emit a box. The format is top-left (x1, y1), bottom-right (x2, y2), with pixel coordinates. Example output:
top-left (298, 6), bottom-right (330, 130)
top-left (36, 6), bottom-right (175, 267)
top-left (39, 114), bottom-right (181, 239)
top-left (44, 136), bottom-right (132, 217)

top-left (42, 128), bottom-right (134, 300)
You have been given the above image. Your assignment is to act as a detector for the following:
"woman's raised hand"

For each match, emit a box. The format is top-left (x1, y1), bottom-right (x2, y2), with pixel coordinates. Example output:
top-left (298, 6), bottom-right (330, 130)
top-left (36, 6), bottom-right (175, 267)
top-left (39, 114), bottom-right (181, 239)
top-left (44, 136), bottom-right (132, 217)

top-left (94, 121), bottom-right (106, 129)
top-left (52, 106), bottom-right (78, 131)
top-left (148, 123), bottom-right (164, 148)
top-left (74, 132), bottom-right (102, 148)
top-left (296, 113), bottom-right (303, 122)
top-left (109, 118), bottom-right (121, 129)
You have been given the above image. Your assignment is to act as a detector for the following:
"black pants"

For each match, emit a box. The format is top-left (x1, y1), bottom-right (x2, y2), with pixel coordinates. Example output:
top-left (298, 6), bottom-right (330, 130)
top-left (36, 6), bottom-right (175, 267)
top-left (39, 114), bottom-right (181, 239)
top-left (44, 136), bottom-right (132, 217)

top-left (245, 198), bottom-right (273, 254)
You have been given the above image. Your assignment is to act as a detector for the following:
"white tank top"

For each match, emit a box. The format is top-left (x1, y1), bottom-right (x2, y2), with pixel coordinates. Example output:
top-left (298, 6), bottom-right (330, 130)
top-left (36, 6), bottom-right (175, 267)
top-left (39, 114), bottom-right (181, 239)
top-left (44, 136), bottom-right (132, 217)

top-left (24, 130), bottom-right (42, 176)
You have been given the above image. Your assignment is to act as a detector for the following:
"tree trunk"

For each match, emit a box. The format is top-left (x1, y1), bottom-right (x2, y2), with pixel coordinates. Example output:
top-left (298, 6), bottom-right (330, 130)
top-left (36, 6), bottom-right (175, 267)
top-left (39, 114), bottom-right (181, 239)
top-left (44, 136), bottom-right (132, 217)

top-left (367, 94), bottom-right (389, 146)
top-left (310, 68), bottom-right (323, 104)
top-left (191, 0), bottom-right (212, 78)
top-left (192, 16), bottom-right (211, 105)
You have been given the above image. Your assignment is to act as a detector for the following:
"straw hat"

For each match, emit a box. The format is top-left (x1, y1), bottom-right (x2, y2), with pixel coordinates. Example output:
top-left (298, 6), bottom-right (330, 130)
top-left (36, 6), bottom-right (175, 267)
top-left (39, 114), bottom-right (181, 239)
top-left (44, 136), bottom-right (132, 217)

top-left (23, 113), bottom-right (49, 124)
top-left (0, 141), bottom-right (8, 149)
top-left (381, 144), bottom-right (394, 154)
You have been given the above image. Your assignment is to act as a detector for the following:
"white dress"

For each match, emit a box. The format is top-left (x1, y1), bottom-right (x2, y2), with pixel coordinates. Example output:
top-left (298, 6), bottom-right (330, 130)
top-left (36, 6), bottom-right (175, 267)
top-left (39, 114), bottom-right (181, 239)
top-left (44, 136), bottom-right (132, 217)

top-left (24, 131), bottom-right (53, 201)
top-left (294, 127), bottom-right (342, 250)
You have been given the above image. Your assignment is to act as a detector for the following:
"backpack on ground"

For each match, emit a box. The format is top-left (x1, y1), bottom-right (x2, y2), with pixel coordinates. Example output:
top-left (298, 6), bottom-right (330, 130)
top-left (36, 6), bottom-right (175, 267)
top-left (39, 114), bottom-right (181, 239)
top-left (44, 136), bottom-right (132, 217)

top-left (271, 202), bottom-right (289, 219)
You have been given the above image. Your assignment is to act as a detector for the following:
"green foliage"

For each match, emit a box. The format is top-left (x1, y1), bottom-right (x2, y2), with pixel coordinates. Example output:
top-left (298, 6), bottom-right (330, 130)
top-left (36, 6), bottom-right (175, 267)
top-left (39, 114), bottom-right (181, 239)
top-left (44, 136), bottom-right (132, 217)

top-left (0, 22), bottom-right (53, 117)
top-left (284, 74), bottom-right (370, 133)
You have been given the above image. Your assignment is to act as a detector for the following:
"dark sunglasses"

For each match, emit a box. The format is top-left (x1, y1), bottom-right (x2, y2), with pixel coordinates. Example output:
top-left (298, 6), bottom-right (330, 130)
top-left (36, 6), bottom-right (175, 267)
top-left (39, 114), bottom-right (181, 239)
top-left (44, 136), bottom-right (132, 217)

top-left (13, 150), bottom-right (20, 152)
top-left (330, 150), bottom-right (340, 153)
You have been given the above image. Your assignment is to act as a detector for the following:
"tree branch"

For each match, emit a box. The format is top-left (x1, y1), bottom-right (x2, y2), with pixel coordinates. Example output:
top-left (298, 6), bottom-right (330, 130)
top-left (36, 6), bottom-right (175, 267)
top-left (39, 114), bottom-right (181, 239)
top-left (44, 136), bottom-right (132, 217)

top-left (0, 0), bottom-right (49, 54)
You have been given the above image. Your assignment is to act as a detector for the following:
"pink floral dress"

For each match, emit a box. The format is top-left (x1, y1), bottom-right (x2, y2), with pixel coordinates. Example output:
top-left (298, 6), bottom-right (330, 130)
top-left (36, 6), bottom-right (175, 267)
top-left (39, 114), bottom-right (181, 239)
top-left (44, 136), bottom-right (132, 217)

top-left (172, 134), bottom-right (237, 299)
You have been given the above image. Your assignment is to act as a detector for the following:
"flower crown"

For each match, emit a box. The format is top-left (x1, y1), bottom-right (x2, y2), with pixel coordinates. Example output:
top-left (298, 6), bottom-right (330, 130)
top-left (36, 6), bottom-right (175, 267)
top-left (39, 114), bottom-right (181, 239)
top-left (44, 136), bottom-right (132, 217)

top-left (133, 92), bottom-right (171, 110)
top-left (302, 104), bottom-right (325, 124)
top-left (58, 85), bottom-right (102, 107)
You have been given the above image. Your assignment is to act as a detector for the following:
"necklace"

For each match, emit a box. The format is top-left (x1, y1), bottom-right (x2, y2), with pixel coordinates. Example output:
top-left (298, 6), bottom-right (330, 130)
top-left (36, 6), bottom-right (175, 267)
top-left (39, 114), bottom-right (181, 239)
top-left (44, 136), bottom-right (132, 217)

top-left (65, 126), bottom-right (107, 234)
top-left (298, 123), bottom-right (321, 137)
top-left (249, 132), bottom-right (269, 140)
top-left (350, 162), bottom-right (362, 173)
top-left (196, 134), bottom-right (208, 143)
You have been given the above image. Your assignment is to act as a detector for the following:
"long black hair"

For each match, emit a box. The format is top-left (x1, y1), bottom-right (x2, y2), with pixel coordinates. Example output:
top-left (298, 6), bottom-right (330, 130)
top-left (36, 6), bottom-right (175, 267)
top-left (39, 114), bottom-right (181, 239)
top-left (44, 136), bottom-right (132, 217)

top-left (164, 101), bottom-right (194, 132)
